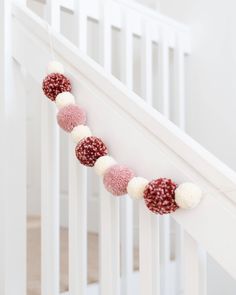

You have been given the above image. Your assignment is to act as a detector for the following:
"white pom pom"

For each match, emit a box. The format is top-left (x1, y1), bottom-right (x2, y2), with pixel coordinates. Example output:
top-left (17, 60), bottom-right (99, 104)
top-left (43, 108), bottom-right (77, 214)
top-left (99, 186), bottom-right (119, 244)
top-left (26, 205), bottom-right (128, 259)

top-left (127, 177), bottom-right (148, 199)
top-left (71, 125), bottom-right (92, 144)
top-left (175, 182), bottom-right (202, 209)
top-left (55, 92), bottom-right (75, 109)
top-left (47, 61), bottom-right (64, 74)
top-left (94, 156), bottom-right (116, 176)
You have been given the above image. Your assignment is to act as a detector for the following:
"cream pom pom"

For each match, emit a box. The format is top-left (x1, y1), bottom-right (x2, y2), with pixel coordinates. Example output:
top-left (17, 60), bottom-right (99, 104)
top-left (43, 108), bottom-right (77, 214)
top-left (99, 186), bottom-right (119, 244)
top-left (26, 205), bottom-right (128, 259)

top-left (127, 177), bottom-right (148, 199)
top-left (47, 61), bottom-right (64, 74)
top-left (55, 92), bottom-right (75, 109)
top-left (175, 182), bottom-right (202, 209)
top-left (94, 156), bottom-right (116, 176)
top-left (71, 125), bottom-right (92, 143)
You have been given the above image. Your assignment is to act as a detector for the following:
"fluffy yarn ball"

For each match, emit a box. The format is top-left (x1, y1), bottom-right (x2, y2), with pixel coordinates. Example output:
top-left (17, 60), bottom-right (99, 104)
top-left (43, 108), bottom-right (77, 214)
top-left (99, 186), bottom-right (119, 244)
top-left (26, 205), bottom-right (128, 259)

top-left (47, 61), bottom-right (64, 74)
top-left (71, 125), bottom-right (92, 143)
top-left (94, 156), bottom-right (117, 176)
top-left (75, 136), bottom-right (108, 167)
top-left (55, 92), bottom-right (75, 109)
top-left (103, 164), bottom-right (135, 196)
top-left (57, 105), bottom-right (86, 132)
top-left (143, 178), bottom-right (178, 214)
top-left (42, 73), bottom-right (72, 101)
top-left (127, 177), bottom-right (148, 199)
top-left (175, 182), bottom-right (202, 209)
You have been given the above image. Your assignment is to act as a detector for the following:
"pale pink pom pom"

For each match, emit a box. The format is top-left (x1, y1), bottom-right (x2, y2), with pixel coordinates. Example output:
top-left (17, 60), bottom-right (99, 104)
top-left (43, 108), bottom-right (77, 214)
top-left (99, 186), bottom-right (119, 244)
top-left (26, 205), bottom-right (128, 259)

top-left (103, 164), bottom-right (135, 196)
top-left (57, 104), bottom-right (86, 132)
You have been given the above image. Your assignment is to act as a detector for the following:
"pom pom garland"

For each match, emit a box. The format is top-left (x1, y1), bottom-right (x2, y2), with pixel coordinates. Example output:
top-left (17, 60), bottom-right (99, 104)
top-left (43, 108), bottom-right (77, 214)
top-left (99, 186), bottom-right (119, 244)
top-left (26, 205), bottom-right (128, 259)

top-left (103, 165), bottom-right (135, 196)
top-left (42, 73), bottom-right (72, 101)
top-left (94, 156), bottom-right (117, 176)
top-left (71, 125), bottom-right (92, 144)
top-left (57, 104), bottom-right (86, 132)
top-left (42, 61), bottom-right (203, 216)
top-left (75, 136), bottom-right (108, 167)
top-left (127, 177), bottom-right (148, 199)
top-left (56, 92), bottom-right (75, 109)
top-left (175, 182), bottom-right (202, 209)
top-left (47, 61), bottom-right (64, 74)
top-left (143, 178), bottom-right (178, 214)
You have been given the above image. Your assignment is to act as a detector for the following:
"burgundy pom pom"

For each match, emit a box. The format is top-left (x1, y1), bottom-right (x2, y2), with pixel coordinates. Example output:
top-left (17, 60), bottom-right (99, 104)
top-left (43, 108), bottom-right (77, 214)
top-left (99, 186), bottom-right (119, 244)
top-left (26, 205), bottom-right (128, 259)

top-left (143, 178), bottom-right (178, 214)
top-left (42, 73), bottom-right (72, 101)
top-left (57, 105), bottom-right (86, 132)
top-left (103, 164), bottom-right (135, 196)
top-left (75, 136), bottom-right (108, 167)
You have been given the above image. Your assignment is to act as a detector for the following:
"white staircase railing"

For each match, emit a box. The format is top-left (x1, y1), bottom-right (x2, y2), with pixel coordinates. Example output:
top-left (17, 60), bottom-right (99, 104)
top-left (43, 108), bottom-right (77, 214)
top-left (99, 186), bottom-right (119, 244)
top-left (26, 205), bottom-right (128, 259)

top-left (1, 1), bottom-right (236, 295)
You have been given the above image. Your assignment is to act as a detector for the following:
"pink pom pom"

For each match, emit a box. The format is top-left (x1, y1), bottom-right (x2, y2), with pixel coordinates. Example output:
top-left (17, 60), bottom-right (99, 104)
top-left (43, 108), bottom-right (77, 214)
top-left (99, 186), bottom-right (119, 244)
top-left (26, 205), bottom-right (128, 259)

top-left (57, 105), bottom-right (86, 132)
top-left (42, 73), bottom-right (72, 101)
top-left (143, 178), bottom-right (178, 215)
top-left (75, 136), bottom-right (108, 167)
top-left (103, 164), bottom-right (135, 196)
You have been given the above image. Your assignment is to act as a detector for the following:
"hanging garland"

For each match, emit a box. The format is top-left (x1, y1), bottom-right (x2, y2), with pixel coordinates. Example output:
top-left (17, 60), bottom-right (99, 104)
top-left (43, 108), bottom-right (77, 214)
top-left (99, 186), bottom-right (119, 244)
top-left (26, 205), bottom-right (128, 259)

top-left (42, 61), bottom-right (203, 215)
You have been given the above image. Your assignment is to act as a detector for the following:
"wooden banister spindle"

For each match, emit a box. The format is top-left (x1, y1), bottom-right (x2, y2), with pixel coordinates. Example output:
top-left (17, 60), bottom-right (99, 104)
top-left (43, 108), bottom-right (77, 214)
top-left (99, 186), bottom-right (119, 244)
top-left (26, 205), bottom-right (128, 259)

top-left (99, 1), bottom-right (120, 295)
top-left (41, 2), bottom-right (61, 295)
top-left (68, 140), bottom-right (87, 295)
top-left (139, 21), bottom-right (161, 295)
top-left (74, 0), bottom-right (87, 51)
top-left (0, 1), bottom-right (27, 294)
top-left (120, 12), bottom-right (134, 295)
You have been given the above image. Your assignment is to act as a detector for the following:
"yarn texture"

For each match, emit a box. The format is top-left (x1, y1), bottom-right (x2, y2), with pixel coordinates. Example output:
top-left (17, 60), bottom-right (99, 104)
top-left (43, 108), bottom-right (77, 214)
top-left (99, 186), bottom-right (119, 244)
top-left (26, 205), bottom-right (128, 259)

top-left (56, 92), bottom-right (75, 109)
top-left (127, 177), bottom-right (148, 199)
top-left (143, 178), bottom-right (178, 214)
top-left (75, 136), bottom-right (108, 167)
top-left (42, 73), bottom-right (72, 101)
top-left (57, 105), bottom-right (86, 132)
top-left (71, 125), bottom-right (92, 143)
top-left (175, 182), bottom-right (202, 209)
top-left (103, 164), bottom-right (135, 196)
top-left (47, 61), bottom-right (64, 74)
top-left (94, 156), bottom-right (116, 176)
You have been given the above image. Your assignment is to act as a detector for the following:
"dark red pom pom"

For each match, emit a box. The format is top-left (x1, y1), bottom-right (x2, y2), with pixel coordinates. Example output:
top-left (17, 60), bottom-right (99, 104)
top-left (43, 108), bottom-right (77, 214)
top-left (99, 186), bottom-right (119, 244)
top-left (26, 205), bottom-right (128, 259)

top-left (75, 136), bottom-right (108, 167)
top-left (143, 178), bottom-right (178, 215)
top-left (42, 73), bottom-right (72, 101)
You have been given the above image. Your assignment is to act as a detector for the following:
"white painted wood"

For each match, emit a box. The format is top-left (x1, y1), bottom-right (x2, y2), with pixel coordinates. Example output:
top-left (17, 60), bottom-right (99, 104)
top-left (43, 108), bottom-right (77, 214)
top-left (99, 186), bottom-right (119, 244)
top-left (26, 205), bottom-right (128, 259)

top-left (68, 140), bottom-right (87, 295)
top-left (141, 22), bottom-right (153, 104)
top-left (12, 8), bottom-right (236, 281)
top-left (44, 0), bottom-right (60, 31)
top-left (120, 197), bottom-right (133, 295)
top-left (59, 0), bottom-right (191, 55)
top-left (139, 201), bottom-right (160, 295)
top-left (99, 0), bottom-right (112, 72)
top-left (121, 12), bottom-right (133, 90)
top-left (99, 184), bottom-right (120, 295)
top-left (173, 39), bottom-right (185, 128)
top-left (120, 10), bottom-right (134, 295)
top-left (73, 0), bottom-right (87, 51)
top-left (0, 1), bottom-right (27, 294)
top-left (41, 98), bottom-right (60, 295)
top-left (183, 234), bottom-right (200, 295)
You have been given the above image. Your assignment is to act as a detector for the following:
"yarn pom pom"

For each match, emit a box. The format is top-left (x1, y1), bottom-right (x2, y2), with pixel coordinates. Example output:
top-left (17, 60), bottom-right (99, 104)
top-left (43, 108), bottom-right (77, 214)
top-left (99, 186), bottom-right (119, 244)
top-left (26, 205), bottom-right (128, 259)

top-left (71, 125), bottom-right (92, 143)
top-left (127, 177), bottom-right (148, 199)
top-left (56, 92), bottom-right (75, 109)
top-left (175, 182), bottom-right (202, 209)
top-left (143, 178), bottom-right (178, 214)
top-left (57, 105), bottom-right (86, 132)
top-left (103, 164), bottom-right (135, 196)
top-left (47, 61), bottom-right (64, 74)
top-left (42, 73), bottom-right (72, 101)
top-left (75, 136), bottom-right (108, 167)
top-left (94, 156), bottom-right (117, 176)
